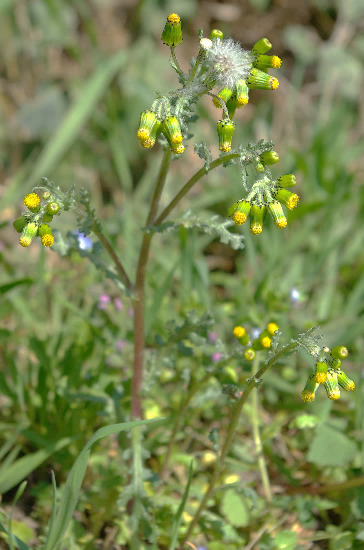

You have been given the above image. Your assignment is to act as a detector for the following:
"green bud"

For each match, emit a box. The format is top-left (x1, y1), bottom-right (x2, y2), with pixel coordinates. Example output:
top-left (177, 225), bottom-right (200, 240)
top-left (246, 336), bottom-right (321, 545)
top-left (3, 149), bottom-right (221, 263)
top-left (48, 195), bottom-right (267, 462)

top-left (278, 174), bottom-right (296, 188)
top-left (226, 96), bottom-right (238, 119)
top-left (336, 369), bottom-right (355, 391)
top-left (162, 116), bottom-right (183, 146)
top-left (255, 162), bottom-right (265, 173)
top-left (228, 200), bottom-right (251, 225)
top-left (235, 79), bottom-right (249, 107)
top-left (19, 222), bottom-right (38, 248)
top-left (274, 188), bottom-right (299, 210)
top-left (42, 191), bottom-right (51, 200)
top-left (252, 37), bottom-right (272, 55)
top-left (247, 68), bottom-right (279, 90)
top-left (42, 213), bottom-right (53, 223)
top-left (324, 370), bottom-right (340, 400)
top-left (250, 204), bottom-right (265, 235)
top-left (314, 361), bottom-right (327, 384)
top-left (260, 151), bottom-right (280, 165)
top-left (210, 29), bottom-right (224, 40)
top-left (330, 346), bottom-right (349, 359)
top-left (213, 87), bottom-right (233, 108)
top-left (161, 13), bottom-right (182, 47)
top-left (327, 357), bottom-right (341, 370)
top-left (244, 348), bottom-right (255, 361)
top-left (268, 201), bottom-right (287, 229)
top-left (254, 54), bottom-right (282, 70)
top-left (301, 373), bottom-right (318, 402)
top-left (217, 119), bottom-right (235, 152)
top-left (46, 201), bottom-right (60, 215)
top-left (38, 224), bottom-right (52, 237)
top-left (137, 110), bottom-right (162, 145)
top-left (13, 216), bottom-right (28, 233)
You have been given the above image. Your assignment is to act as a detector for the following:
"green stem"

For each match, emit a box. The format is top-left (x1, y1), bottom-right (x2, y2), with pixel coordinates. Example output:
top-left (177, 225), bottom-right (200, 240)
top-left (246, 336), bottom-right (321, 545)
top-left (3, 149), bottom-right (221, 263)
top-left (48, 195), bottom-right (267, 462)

top-left (251, 356), bottom-right (272, 503)
top-left (181, 342), bottom-right (297, 545)
top-left (154, 153), bottom-right (240, 226)
top-left (170, 47), bottom-right (185, 81)
top-left (131, 149), bottom-right (172, 419)
top-left (93, 227), bottom-right (133, 291)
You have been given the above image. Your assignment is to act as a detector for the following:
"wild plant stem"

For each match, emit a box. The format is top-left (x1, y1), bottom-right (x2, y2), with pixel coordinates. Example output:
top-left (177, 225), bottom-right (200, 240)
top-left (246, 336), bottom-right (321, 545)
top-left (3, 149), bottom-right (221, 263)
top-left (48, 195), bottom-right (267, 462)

top-left (131, 149), bottom-right (172, 418)
top-left (181, 343), bottom-right (297, 545)
top-left (251, 356), bottom-right (272, 503)
top-left (93, 227), bottom-right (133, 291)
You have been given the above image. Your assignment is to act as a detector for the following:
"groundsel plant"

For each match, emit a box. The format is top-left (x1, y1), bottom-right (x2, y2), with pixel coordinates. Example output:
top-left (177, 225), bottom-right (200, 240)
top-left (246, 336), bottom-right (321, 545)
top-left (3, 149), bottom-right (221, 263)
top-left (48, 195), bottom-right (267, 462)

top-left (11, 13), bottom-right (355, 549)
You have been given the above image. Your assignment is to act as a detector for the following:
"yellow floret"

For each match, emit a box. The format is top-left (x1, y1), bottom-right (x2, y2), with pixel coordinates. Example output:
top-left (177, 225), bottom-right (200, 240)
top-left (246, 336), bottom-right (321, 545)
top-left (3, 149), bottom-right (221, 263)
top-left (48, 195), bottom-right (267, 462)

top-left (167, 13), bottom-right (180, 23)
top-left (250, 224), bottom-right (263, 235)
top-left (271, 55), bottom-right (282, 68)
top-left (141, 138), bottom-right (155, 149)
top-left (24, 192), bottom-right (40, 209)
top-left (244, 349), bottom-right (255, 361)
top-left (275, 218), bottom-right (287, 228)
top-left (267, 322), bottom-right (279, 335)
top-left (301, 390), bottom-right (315, 403)
top-left (19, 236), bottom-right (31, 247)
top-left (233, 326), bottom-right (246, 338)
top-left (327, 389), bottom-right (340, 400)
top-left (171, 143), bottom-right (185, 154)
top-left (270, 77), bottom-right (279, 90)
top-left (137, 128), bottom-right (150, 141)
top-left (261, 336), bottom-right (271, 348)
top-left (314, 373), bottom-right (327, 384)
top-left (232, 212), bottom-right (247, 225)
top-left (219, 143), bottom-right (232, 152)
top-left (41, 234), bottom-right (54, 247)
top-left (170, 133), bottom-right (183, 145)
top-left (287, 194), bottom-right (300, 210)
top-left (236, 96), bottom-right (249, 107)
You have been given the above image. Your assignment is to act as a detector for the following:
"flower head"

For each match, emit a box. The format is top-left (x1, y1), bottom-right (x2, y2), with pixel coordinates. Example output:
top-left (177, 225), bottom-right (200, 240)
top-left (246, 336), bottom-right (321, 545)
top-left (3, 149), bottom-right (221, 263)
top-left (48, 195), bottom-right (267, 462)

top-left (203, 38), bottom-right (253, 90)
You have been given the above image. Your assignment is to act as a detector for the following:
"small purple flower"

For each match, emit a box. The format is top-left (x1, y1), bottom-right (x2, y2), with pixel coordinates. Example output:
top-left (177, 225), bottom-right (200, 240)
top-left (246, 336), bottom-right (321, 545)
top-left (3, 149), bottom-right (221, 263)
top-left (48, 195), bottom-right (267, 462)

top-left (290, 288), bottom-right (300, 302)
top-left (212, 351), bottom-right (222, 363)
top-left (114, 298), bottom-right (123, 312)
top-left (251, 327), bottom-right (261, 340)
top-left (98, 294), bottom-right (111, 310)
top-left (74, 230), bottom-right (93, 251)
top-left (208, 331), bottom-right (218, 343)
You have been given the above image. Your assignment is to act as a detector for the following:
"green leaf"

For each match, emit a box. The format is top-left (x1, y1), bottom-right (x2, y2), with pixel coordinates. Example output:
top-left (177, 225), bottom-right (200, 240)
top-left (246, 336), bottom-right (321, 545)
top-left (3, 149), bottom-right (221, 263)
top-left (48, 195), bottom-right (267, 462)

top-left (169, 460), bottom-right (194, 550)
top-left (0, 438), bottom-right (71, 494)
top-left (0, 521), bottom-right (31, 550)
top-left (273, 530), bottom-right (298, 549)
top-left (220, 489), bottom-right (250, 527)
top-left (307, 424), bottom-right (358, 467)
top-left (44, 418), bottom-right (165, 550)
top-left (0, 279), bottom-right (33, 296)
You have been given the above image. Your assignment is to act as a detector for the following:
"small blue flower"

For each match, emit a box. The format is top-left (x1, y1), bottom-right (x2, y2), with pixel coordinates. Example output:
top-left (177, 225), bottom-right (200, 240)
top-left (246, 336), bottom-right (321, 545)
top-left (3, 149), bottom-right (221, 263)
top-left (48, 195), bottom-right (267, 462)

top-left (74, 230), bottom-right (93, 251)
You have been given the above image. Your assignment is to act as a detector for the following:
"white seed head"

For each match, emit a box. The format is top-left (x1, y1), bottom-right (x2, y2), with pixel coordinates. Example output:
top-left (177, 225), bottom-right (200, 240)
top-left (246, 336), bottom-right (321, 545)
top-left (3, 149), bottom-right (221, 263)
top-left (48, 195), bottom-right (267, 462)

top-left (203, 38), bottom-right (254, 89)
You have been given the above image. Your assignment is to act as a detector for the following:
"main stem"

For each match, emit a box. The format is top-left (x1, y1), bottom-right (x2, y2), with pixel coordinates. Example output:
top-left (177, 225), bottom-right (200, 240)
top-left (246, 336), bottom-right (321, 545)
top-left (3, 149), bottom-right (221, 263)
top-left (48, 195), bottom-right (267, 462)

top-left (131, 149), bottom-right (172, 418)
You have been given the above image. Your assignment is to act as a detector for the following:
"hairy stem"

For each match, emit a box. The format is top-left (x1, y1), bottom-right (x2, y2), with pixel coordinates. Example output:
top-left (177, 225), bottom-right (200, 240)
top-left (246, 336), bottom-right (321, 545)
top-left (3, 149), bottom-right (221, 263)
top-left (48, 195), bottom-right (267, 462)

top-left (131, 149), bottom-right (172, 418)
top-left (181, 343), bottom-right (297, 545)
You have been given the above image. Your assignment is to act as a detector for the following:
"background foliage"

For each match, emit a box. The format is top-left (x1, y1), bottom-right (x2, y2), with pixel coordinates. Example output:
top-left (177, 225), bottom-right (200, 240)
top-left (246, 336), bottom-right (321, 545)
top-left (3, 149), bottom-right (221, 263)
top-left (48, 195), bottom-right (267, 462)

top-left (0, 0), bottom-right (363, 548)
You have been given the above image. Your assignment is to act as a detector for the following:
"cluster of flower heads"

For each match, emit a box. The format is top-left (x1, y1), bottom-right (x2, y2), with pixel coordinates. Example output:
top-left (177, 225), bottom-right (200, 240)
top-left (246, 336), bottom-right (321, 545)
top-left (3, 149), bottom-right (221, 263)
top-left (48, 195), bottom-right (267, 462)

top-left (233, 321), bottom-right (280, 361)
top-left (301, 344), bottom-right (355, 402)
top-left (137, 13), bottom-right (282, 155)
top-left (228, 161), bottom-right (299, 235)
top-left (13, 190), bottom-right (61, 248)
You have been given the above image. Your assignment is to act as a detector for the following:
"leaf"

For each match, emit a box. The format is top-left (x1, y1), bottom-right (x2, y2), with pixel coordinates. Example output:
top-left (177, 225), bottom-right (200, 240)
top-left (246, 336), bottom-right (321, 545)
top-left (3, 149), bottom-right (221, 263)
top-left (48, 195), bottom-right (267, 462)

top-left (169, 460), bottom-right (194, 550)
top-left (0, 521), bottom-right (31, 550)
top-left (0, 279), bottom-right (33, 296)
top-left (220, 489), bottom-right (250, 527)
top-left (194, 141), bottom-right (212, 171)
top-left (307, 424), bottom-right (358, 467)
top-left (273, 530), bottom-right (298, 549)
top-left (44, 418), bottom-right (165, 550)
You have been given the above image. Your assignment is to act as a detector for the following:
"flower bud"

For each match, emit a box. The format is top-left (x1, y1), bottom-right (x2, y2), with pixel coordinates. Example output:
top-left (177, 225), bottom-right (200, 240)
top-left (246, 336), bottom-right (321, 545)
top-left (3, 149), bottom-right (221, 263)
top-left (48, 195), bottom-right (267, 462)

top-left (278, 174), bottom-right (296, 188)
top-left (163, 116), bottom-right (183, 146)
top-left (13, 216), bottom-right (28, 233)
top-left (235, 79), bottom-right (249, 107)
top-left (258, 329), bottom-right (271, 348)
top-left (250, 204), bottom-right (265, 235)
top-left (217, 119), bottom-right (235, 152)
top-left (330, 346), bottom-right (349, 360)
top-left (252, 38), bottom-right (272, 55)
top-left (233, 326), bottom-right (245, 339)
top-left (24, 192), bottom-right (40, 213)
top-left (161, 13), bottom-right (182, 47)
top-left (301, 374), bottom-right (318, 402)
top-left (137, 110), bottom-right (162, 144)
top-left (19, 222), bottom-right (38, 247)
top-left (254, 54), bottom-right (282, 70)
top-left (324, 370), bottom-right (340, 400)
top-left (38, 224), bottom-right (54, 247)
top-left (46, 201), bottom-right (60, 215)
top-left (213, 87), bottom-right (233, 108)
top-left (274, 188), bottom-right (299, 210)
top-left (260, 151), bottom-right (280, 165)
top-left (42, 191), bottom-right (51, 200)
top-left (210, 29), bottom-right (224, 40)
top-left (327, 357), bottom-right (341, 370)
top-left (244, 348), bottom-right (255, 361)
top-left (247, 68), bottom-right (279, 90)
top-left (314, 361), bottom-right (327, 384)
top-left (255, 162), bottom-right (265, 173)
top-left (42, 213), bottom-right (53, 223)
top-left (228, 200), bottom-right (251, 225)
top-left (268, 201), bottom-right (287, 229)
top-left (337, 369), bottom-right (355, 391)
